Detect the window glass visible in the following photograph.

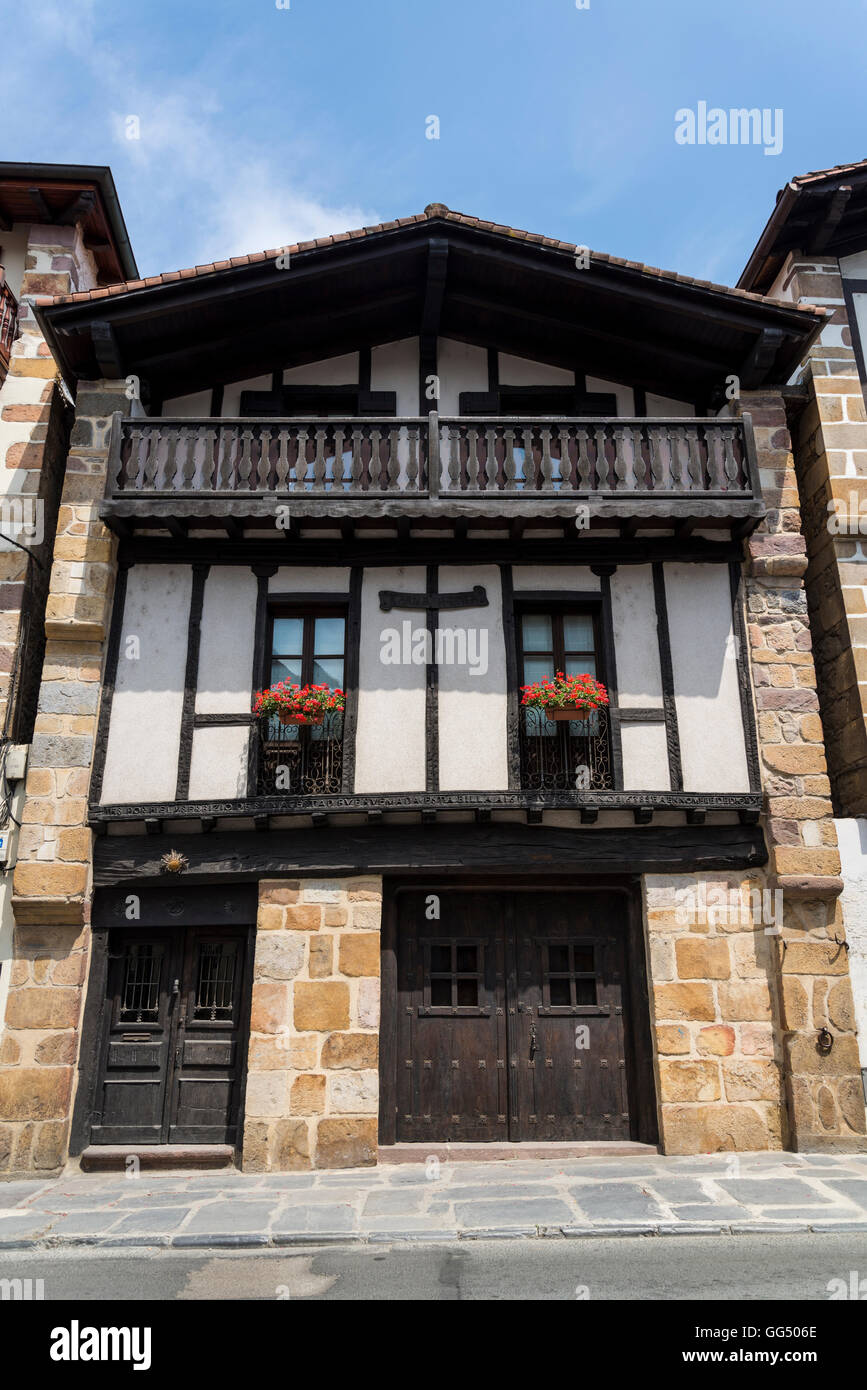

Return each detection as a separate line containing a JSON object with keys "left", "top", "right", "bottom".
{"left": 272, "top": 618, "right": 304, "bottom": 657}
{"left": 563, "top": 614, "right": 594, "bottom": 651}
{"left": 314, "top": 617, "right": 345, "bottom": 655}
{"left": 522, "top": 614, "right": 553, "bottom": 652}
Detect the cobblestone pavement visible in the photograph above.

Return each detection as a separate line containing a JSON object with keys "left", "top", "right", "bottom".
{"left": 2, "top": 1151, "right": 867, "bottom": 1249}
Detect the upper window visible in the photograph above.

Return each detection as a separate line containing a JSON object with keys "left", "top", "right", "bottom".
{"left": 516, "top": 606, "right": 611, "bottom": 791}
{"left": 269, "top": 609, "right": 346, "bottom": 692}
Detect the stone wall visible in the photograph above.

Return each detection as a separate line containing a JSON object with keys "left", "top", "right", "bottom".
{"left": 242, "top": 877, "right": 382, "bottom": 1171}
{"left": 0, "top": 380, "right": 124, "bottom": 1175}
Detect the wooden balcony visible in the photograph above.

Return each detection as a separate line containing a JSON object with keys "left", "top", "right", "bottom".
{"left": 100, "top": 410, "right": 764, "bottom": 535}
{"left": 0, "top": 270, "right": 18, "bottom": 388}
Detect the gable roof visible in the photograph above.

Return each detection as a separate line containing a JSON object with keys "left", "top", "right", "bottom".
{"left": 0, "top": 162, "right": 137, "bottom": 284}
{"left": 37, "top": 203, "right": 824, "bottom": 406}
{"left": 739, "top": 158, "right": 867, "bottom": 293}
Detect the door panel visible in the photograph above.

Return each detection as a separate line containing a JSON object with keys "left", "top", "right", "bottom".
{"left": 169, "top": 930, "right": 248, "bottom": 1144}
{"left": 392, "top": 889, "right": 636, "bottom": 1144}
{"left": 91, "top": 926, "right": 249, "bottom": 1147}
{"left": 396, "top": 891, "right": 508, "bottom": 1142}
{"left": 91, "top": 932, "right": 176, "bottom": 1146}
{"left": 512, "top": 893, "right": 630, "bottom": 1141}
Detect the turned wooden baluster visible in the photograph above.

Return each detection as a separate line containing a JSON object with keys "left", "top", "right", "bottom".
{"left": 485, "top": 428, "right": 499, "bottom": 490}
{"left": 466, "top": 426, "right": 480, "bottom": 489}
{"left": 406, "top": 424, "right": 419, "bottom": 491}
{"left": 274, "top": 426, "right": 291, "bottom": 491}
{"left": 141, "top": 427, "right": 161, "bottom": 490}
{"left": 593, "top": 426, "right": 609, "bottom": 489}
{"left": 575, "top": 426, "right": 592, "bottom": 490}
{"left": 539, "top": 427, "right": 554, "bottom": 490}
{"left": 685, "top": 425, "right": 704, "bottom": 491}
{"left": 201, "top": 428, "right": 217, "bottom": 490}
{"left": 503, "top": 426, "right": 518, "bottom": 489}
{"left": 721, "top": 424, "right": 741, "bottom": 489}
{"left": 386, "top": 427, "right": 400, "bottom": 491}
{"left": 310, "top": 425, "right": 327, "bottom": 490}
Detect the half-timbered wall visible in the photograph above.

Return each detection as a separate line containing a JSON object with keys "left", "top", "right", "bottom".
{"left": 161, "top": 339, "right": 697, "bottom": 419}
{"left": 95, "top": 558, "right": 752, "bottom": 806}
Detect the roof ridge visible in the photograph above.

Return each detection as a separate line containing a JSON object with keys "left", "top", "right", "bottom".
{"left": 37, "top": 203, "right": 825, "bottom": 317}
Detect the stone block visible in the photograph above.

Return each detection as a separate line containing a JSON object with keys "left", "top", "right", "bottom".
{"left": 320, "top": 1032, "right": 379, "bottom": 1070}
{"left": 294, "top": 982, "right": 350, "bottom": 1032}
{"left": 653, "top": 982, "right": 716, "bottom": 1022}
{"left": 290, "top": 1074, "right": 327, "bottom": 1115}
{"left": 659, "top": 1059, "right": 721, "bottom": 1102}
{"left": 314, "top": 1117, "right": 378, "bottom": 1169}
{"left": 718, "top": 981, "right": 773, "bottom": 1022}
{"left": 0, "top": 1067, "right": 72, "bottom": 1120}
{"left": 675, "top": 938, "right": 730, "bottom": 980}
{"left": 661, "top": 1104, "right": 772, "bottom": 1155}
{"left": 254, "top": 934, "right": 306, "bottom": 981}
{"left": 338, "top": 933, "right": 380, "bottom": 978}
{"left": 696, "top": 1025, "right": 736, "bottom": 1056}
{"left": 723, "top": 1059, "right": 780, "bottom": 1101}
{"left": 4, "top": 987, "right": 80, "bottom": 1030}
{"left": 309, "top": 934, "right": 333, "bottom": 979}
{"left": 249, "top": 982, "right": 290, "bottom": 1034}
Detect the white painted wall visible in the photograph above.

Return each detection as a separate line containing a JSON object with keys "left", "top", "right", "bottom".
{"left": 647, "top": 393, "right": 695, "bottom": 417}
{"left": 840, "top": 251, "right": 867, "bottom": 279}
{"left": 160, "top": 390, "right": 211, "bottom": 417}
{"left": 437, "top": 338, "right": 488, "bottom": 414}
{"left": 621, "top": 724, "right": 670, "bottom": 791}
{"left": 0, "top": 227, "right": 29, "bottom": 300}
{"left": 196, "top": 567, "right": 258, "bottom": 714}
{"left": 665, "top": 563, "right": 750, "bottom": 792}
{"left": 837, "top": 818, "right": 867, "bottom": 1077}
{"left": 437, "top": 565, "right": 508, "bottom": 790}
{"left": 610, "top": 566, "right": 663, "bottom": 706}
{"left": 610, "top": 565, "right": 670, "bottom": 790}
{"left": 586, "top": 375, "right": 634, "bottom": 416}
{"left": 268, "top": 567, "right": 351, "bottom": 594}
{"left": 100, "top": 566, "right": 192, "bottom": 804}
{"left": 498, "top": 353, "right": 573, "bottom": 386}
{"left": 283, "top": 352, "right": 359, "bottom": 386}
{"left": 188, "top": 725, "right": 249, "bottom": 801}
{"left": 372, "top": 339, "right": 419, "bottom": 415}
{"left": 511, "top": 565, "right": 601, "bottom": 593}
{"left": 354, "top": 566, "right": 428, "bottom": 792}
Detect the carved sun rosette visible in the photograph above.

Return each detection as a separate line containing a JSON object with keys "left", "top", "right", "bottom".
{"left": 160, "top": 849, "right": 189, "bottom": 875}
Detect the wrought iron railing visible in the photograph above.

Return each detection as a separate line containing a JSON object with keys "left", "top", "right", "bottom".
{"left": 107, "top": 412, "right": 760, "bottom": 502}
{"left": 257, "top": 712, "right": 344, "bottom": 796}
{"left": 519, "top": 705, "right": 612, "bottom": 793}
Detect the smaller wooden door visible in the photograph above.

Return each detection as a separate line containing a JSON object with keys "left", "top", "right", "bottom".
{"left": 511, "top": 894, "right": 629, "bottom": 1141}
{"left": 91, "top": 926, "right": 249, "bottom": 1147}
{"left": 396, "top": 892, "right": 508, "bottom": 1142}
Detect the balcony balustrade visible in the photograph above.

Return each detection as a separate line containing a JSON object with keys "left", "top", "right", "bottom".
{"left": 102, "top": 410, "right": 763, "bottom": 529}
{"left": 519, "top": 706, "right": 612, "bottom": 793}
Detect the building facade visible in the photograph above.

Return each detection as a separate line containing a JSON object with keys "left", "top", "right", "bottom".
{"left": 740, "top": 159, "right": 867, "bottom": 1098}
{"left": 0, "top": 165, "right": 136, "bottom": 1054}
{"left": 0, "top": 201, "right": 865, "bottom": 1175}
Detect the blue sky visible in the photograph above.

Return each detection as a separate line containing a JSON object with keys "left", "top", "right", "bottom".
{"left": 3, "top": 0, "right": 866, "bottom": 285}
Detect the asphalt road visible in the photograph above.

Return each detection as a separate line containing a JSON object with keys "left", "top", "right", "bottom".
{"left": 3, "top": 1232, "right": 867, "bottom": 1300}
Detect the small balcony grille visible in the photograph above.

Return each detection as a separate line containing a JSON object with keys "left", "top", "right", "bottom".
{"left": 518, "top": 706, "right": 612, "bottom": 793}
{"left": 257, "top": 712, "right": 344, "bottom": 796}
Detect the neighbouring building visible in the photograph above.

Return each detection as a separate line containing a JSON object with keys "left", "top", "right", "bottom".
{"left": 0, "top": 165, "right": 136, "bottom": 1051}
{"left": 740, "top": 158, "right": 867, "bottom": 1100}
{"left": 0, "top": 198, "right": 865, "bottom": 1177}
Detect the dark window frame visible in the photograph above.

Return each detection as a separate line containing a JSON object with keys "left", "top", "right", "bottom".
{"left": 515, "top": 600, "right": 605, "bottom": 694}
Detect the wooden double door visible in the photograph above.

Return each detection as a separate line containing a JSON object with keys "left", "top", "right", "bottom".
{"left": 90, "top": 926, "right": 251, "bottom": 1147}
{"left": 391, "top": 888, "right": 647, "bottom": 1143}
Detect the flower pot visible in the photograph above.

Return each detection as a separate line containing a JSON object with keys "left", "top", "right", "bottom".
{"left": 549, "top": 705, "right": 595, "bottom": 721}
{"left": 276, "top": 711, "right": 325, "bottom": 726}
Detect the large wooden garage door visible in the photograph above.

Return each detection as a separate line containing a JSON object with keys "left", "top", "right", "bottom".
{"left": 394, "top": 890, "right": 635, "bottom": 1143}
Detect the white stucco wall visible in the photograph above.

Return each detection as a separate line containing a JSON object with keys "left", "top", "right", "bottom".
{"left": 610, "top": 565, "right": 670, "bottom": 790}
{"left": 160, "top": 390, "right": 211, "bottom": 417}
{"left": 498, "top": 353, "right": 573, "bottom": 386}
{"left": 283, "top": 352, "right": 359, "bottom": 387}
{"left": 354, "top": 566, "right": 427, "bottom": 792}
{"left": 510, "top": 565, "right": 601, "bottom": 593}
{"left": 664, "top": 563, "right": 750, "bottom": 792}
{"left": 268, "top": 567, "right": 351, "bottom": 594}
{"left": 0, "top": 227, "right": 29, "bottom": 300}
{"left": 840, "top": 251, "right": 867, "bottom": 279}
{"left": 837, "top": 817, "right": 867, "bottom": 1076}
{"left": 437, "top": 565, "right": 508, "bottom": 791}
{"left": 610, "top": 566, "right": 663, "bottom": 706}
{"left": 372, "top": 339, "right": 419, "bottom": 415}
{"left": 196, "top": 567, "right": 258, "bottom": 714}
{"left": 437, "top": 339, "right": 488, "bottom": 414}
{"left": 188, "top": 725, "right": 249, "bottom": 801}
{"left": 100, "top": 565, "right": 193, "bottom": 803}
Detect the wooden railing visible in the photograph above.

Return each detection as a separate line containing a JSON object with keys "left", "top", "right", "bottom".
{"left": 107, "top": 411, "right": 761, "bottom": 502}
{"left": 0, "top": 271, "right": 18, "bottom": 385}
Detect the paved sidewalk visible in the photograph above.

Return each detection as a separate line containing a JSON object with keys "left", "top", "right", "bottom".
{"left": 2, "top": 1152, "right": 867, "bottom": 1249}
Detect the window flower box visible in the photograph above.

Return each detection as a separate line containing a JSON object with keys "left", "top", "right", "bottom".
{"left": 519, "top": 671, "right": 609, "bottom": 718}
{"left": 252, "top": 681, "right": 345, "bottom": 727}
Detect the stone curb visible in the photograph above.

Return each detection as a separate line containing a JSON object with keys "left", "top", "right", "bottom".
{"left": 3, "top": 1218, "right": 867, "bottom": 1252}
